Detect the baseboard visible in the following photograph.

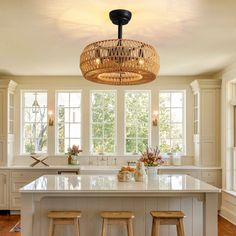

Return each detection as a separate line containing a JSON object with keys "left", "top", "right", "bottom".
{"left": 10, "top": 210, "right": 20, "bottom": 215}
{"left": 220, "top": 207, "right": 236, "bottom": 225}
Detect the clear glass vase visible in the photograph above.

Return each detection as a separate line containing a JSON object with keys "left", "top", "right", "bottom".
{"left": 146, "top": 166, "right": 157, "bottom": 179}
{"left": 71, "top": 155, "right": 80, "bottom": 165}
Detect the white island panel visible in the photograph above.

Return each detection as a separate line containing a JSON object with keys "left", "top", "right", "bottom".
{"left": 20, "top": 175, "right": 220, "bottom": 236}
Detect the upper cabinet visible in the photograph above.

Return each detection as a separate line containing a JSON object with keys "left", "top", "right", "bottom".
{"left": 0, "top": 80, "right": 17, "bottom": 166}
{"left": 191, "top": 79, "right": 221, "bottom": 167}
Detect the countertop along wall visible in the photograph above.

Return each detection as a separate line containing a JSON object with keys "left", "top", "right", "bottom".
{"left": 0, "top": 74, "right": 215, "bottom": 166}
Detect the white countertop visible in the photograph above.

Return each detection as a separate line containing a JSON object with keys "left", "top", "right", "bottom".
{"left": 20, "top": 174, "right": 220, "bottom": 194}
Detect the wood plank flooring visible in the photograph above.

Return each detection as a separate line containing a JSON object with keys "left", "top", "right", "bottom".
{"left": 0, "top": 214, "right": 235, "bottom": 235}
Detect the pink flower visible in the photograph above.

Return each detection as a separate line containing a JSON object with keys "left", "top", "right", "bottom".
{"left": 67, "top": 145, "right": 83, "bottom": 155}
{"left": 139, "top": 147, "right": 163, "bottom": 167}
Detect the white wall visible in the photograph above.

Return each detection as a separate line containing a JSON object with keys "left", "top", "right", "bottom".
{"left": 0, "top": 75, "right": 213, "bottom": 165}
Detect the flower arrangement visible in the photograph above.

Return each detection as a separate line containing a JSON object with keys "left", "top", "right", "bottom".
{"left": 67, "top": 145, "right": 83, "bottom": 165}
{"left": 139, "top": 146, "right": 164, "bottom": 166}
{"left": 67, "top": 145, "right": 83, "bottom": 156}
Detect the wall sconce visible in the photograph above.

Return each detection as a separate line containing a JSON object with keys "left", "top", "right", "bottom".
{"left": 152, "top": 110, "right": 158, "bottom": 126}
{"left": 48, "top": 110, "right": 54, "bottom": 126}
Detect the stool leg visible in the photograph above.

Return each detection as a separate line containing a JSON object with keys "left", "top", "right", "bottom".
{"left": 179, "top": 218, "right": 185, "bottom": 236}
{"left": 156, "top": 219, "right": 161, "bottom": 236}
{"left": 74, "top": 218, "right": 80, "bottom": 236}
{"left": 151, "top": 218, "right": 160, "bottom": 236}
{"left": 101, "top": 218, "right": 108, "bottom": 236}
{"left": 127, "top": 219, "right": 133, "bottom": 236}
{"left": 48, "top": 219, "right": 54, "bottom": 236}
{"left": 151, "top": 218, "right": 156, "bottom": 236}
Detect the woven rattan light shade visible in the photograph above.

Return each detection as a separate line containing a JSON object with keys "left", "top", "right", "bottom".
{"left": 80, "top": 39, "right": 160, "bottom": 85}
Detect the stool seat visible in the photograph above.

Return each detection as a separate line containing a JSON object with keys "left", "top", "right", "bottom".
{"left": 151, "top": 211, "right": 185, "bottom": 236}
{"left": 101, "top": 211, "right": 135, "bottom": 219}
{"left": 48, "top": 211, "right": 81, "bottom": 219}
{"left": 101, "top": 211, "right": 134, "bottom": 236}
{"left": 48, "top": 211, "right": 81, "bottom": 236}
{"left": 151, "top": 211, "right": 185, "bottom": 219}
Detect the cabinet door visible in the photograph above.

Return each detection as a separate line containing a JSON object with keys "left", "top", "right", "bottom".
{"left": 0, "top": 171, "right": 9, "bottom": 209}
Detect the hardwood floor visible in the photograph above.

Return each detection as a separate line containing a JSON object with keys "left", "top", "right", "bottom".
{"left": 0, "top": 214, "right": 235, "bottom": 235}
{"left": 218, "top": 215, "right": 236, "bottom": 236}
{"left": 0, "top": 214, "right": 20, "bottom": 236}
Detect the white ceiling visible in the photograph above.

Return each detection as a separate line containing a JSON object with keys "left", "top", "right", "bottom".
{"left": 1, "top": 0, "right": 236, "bottom": 76}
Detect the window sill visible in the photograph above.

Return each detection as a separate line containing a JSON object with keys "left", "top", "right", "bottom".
{"left": 223, "top": 189, "right": 236, "bottom": 197}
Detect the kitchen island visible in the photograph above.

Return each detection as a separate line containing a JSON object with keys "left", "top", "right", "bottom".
{"left": 20, "top": 174, "right": 220, "bottom": 236}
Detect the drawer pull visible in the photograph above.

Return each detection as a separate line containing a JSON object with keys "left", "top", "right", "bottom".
{"left": 58, "top": 170, "right": 79, "bottom": 175}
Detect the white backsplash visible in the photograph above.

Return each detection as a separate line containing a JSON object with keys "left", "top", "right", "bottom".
{"left": 12, "top": 155, "right": 194, "bottom": 167}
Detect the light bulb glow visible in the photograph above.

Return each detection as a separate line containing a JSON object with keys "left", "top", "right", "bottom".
{"left": 95, "top": 58, "right": 101, "bottom": 64}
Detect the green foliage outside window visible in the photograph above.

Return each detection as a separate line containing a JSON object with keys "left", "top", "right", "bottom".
{"left": 125, "top": 91, "right": 150, "bottom": 154}
{"left": 159, "top": 92, "right": 184, "bottom": 153}
{"left": 91, "top": 91, "right": 116, "bottom": 154}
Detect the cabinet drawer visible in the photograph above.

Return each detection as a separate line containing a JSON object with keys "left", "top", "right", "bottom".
{"left": 10, "top": 193, "right": 21, "bottom": 210}
{"left": 11, "top": 181, "right": 30, "bottom": 193}
{"left": 11, "top": 171, "right": 44, "bottom": 179}
{"left": 201, "top": 171, "right": 217, "bottom": 178}
{"left": 201, "top": 171, "right": 218, "bottom": 187}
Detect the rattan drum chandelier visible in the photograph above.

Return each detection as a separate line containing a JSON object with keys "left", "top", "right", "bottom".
{"left": 80, "top": 9, "right": 160, "bottom": 85}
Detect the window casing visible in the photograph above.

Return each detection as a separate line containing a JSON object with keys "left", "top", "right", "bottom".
{"left": 21, "top": 91, "right": 47, "bottom": 154}
{"left": 125, "top": 91, "right": 151, "bottom": 155}
{"left": 90, "top": 91, "right": 116, "bottom": 154}
{"left": 56, "top": 91, "right": 82, "bottom": 154}
{"left": 159, "top": 90, "right": 185, "bottom": 154}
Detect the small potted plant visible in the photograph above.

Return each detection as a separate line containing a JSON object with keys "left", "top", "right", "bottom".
{"left": 139, "top": 146, "right": 164, "bottom": 178}
{"left": 67, "top": 145, "right": 83, "bottom": 165}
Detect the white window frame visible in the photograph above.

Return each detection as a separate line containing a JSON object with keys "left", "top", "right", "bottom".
{"left": 89, "top": 90, "right": 117, "bottom": 155}
{"left": 20, "top": 90, "right": 48, "bottom": 155}
{"left": 124, "top": 90, "right": 151, "bottom": 155}
{"left": 158, "top": 90, "right": 186, "bottom": 155}
{"left": 55, "top": 90, "right": 82, "bottom": 155}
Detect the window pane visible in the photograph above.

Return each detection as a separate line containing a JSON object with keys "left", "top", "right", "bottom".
{"left": 70, "top": 93, "right": 81, "bottom": 107}
{"left": 92, "top": 139, "right": 103, "bottom": 153}
{"left": 90, "top": 91, "right": 116, "bottom": 154}
{"left": 125, "top": 91, "right": 150, "bottom": 154}
{"left": 58, "top": 93, "right": 69, "bottom": 107}
{"left": 159, "top": 93, "right": 170, "bottom": 107}
{"left": 70, "top": 108, "right": 80, "bottom": 123}
{"left": 160, "top": 139, "right": 171, "bottom": 153}
{"left": 92, "top": 108, "right": 103, "bottom": 123}
{"left": 171, "top": 108, "right": 182, "bottom": 123}
{"left": 70, "top": 124, "right": 81, "bottom": 138}
{"left": 56, "top": 92, "right": 81, "bottom": 154}
{"left": 171, "top": 124, "right": 183, "bottom": 139}
{"left": 22, "top": 92, "right": 48, "bottom": 154}
{"left": 171, "top": 92, "right": 183, "bottom": 107}
{"left": 159, "top": 91, "right": 185, "bottom": 154}
{"left": 92, "top": 123, "right": 103, "bottom": 138}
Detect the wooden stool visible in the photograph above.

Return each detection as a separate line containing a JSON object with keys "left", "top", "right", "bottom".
{"left": 150, "top": 211, "right": 185, "bottom": 236}
{"left": 101, "top": 211, "right": 135, "bottom": 236}
{"left": 48, "top": 211, "right": 81, "bottom": 236}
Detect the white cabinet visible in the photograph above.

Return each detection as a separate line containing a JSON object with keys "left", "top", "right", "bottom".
{"left": 159, "top": 169, "right": 221, "bottom": 188}
{"left": 191, "top": 80, "right": 221, "bottom": 167}
{"left": 10, "top": 169, "right": 79, "bottom": 210}
{"left": 0, "top": 171, "right": 9, "bottom": 209}
{"left": 200, "top": 170, "right": 222, "bottom": 188}
{"left": 159, "top": 169, "right": 201, "bottom": 179}
{"left": 10, "top": 170, "right": 59, "bottom": 210}
{"left": 0, "top": 80, "right": 17, "bottom": 166}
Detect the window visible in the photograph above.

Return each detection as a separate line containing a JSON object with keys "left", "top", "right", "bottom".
{"left": 125, "top": 91, "right": 150, "bottom": 154}
{"left": 90, "top": 91, "right": 116, "bottom": 154}
{"left": 56, "top": 91, "right": 81, "bottom": 154}
{"left": 22, "top": 91, "right": 47, "bottom": 154}
{"left": 159, "top": 91, "right": 185, "bottom": 153}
